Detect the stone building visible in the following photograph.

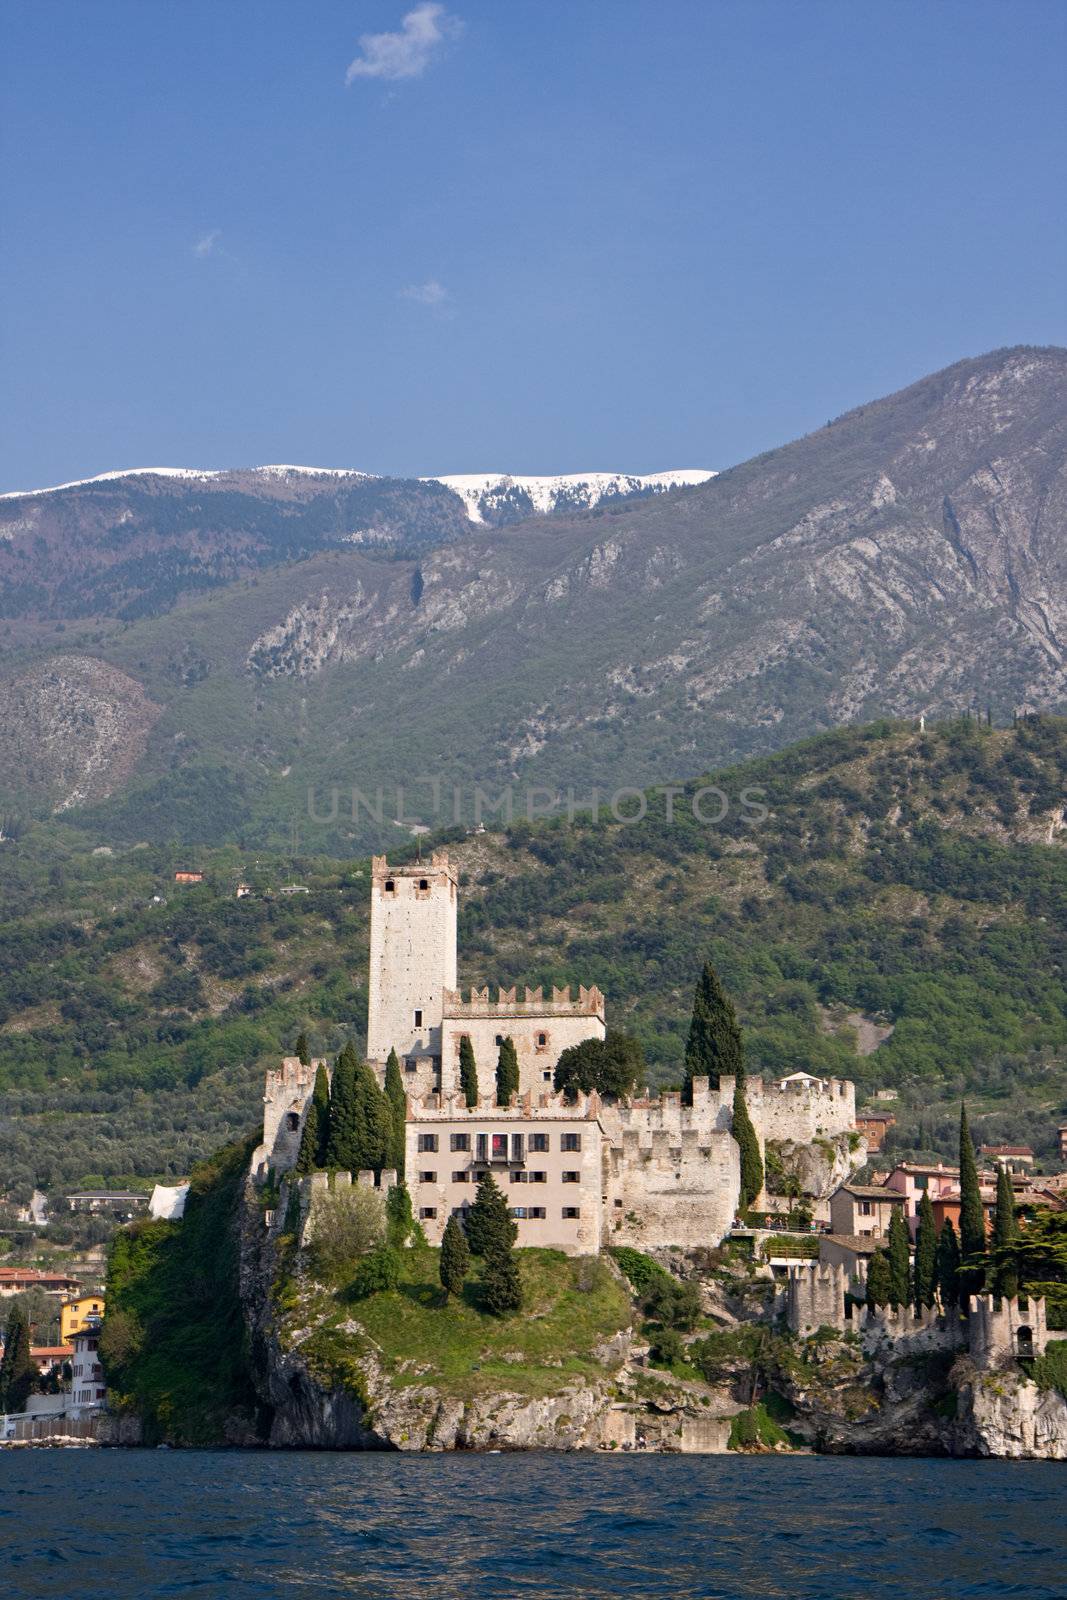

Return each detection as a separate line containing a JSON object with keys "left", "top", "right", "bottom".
{"left": 255, "top": 848, "right": 860, "bottom": 1254}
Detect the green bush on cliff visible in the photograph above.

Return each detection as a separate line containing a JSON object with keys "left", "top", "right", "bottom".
{"left": 1031, "top": 1338, "right": 1067, "bottom": 1400}
{"left": 103, "top": 1133, "right": 264, "bottom": 1445}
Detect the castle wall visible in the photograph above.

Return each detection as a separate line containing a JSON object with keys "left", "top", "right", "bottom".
{"left": 602, "top": 1087, "right": 741, "bottom": 1249}
{"left": 255, "top": 1056, "right": 324, "bottom": 1175}
{"left": 406, "top": 1092, "right": 604, "bottom": 1255}
{"left": 366, "top": 852, "right": 457, "bottom": 1067}
{"left": 440, "top": 985, "right": 605, "bottom": 1099}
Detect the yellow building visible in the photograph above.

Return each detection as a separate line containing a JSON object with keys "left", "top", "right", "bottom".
{"left": 60, "top": 1294, "right": 105, "bottom": 1343}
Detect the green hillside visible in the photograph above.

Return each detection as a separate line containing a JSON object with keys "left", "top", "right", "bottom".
{"left": 1, "top": 715, "right": 1065, "bottom": 1196}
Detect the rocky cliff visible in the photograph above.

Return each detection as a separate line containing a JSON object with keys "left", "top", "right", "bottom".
{"left": 236, "top": 1177, "right": 1067, "bottom": 1458}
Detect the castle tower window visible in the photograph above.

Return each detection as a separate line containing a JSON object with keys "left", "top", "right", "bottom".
{"left": 419, "top": 878, "right": 429, "bottom": 891}
{"left": 536, "top": 1032, "right": 548, "bottom": 1049}
{"left": 562, "top": 1171, "right": 580, "bottom": 1184}
{"left": 529, "top": 1133, "right": 549, "bottom": 1153}
{"left": 450, "top": 1132, "right": 470, "bottom": 1152}
{"left": 495, "top": 1034, "right": 505, "bottom": 1046}
{"left": 561, "top": 1132, "right": 582, "bottom": 1152}
{"left": 384, "top": 879, "right": 395, "bottom": 893}
{"left": 286, "top": 1112, "right": 300, "bottom": 1131}
{"left": 529, "top": 1207, "right": 546, "bottom": 1219}
{"left": 419, "top": 1171, "right": 437, "bottom": 1184}
{"left": 414, "top": 1009, "right": 423, "bottom": 1028}
{"left": 562, "top": 1207, "right": 580, "bottom": 1219}
{"left": 417, "top": 1133, "right": 438, "bottom": 1153}
{"left": 419, "top": 1207, "right": 437, "bottom": 1220}
{"left": 1017, "top": 1325, "right": 1034, "bottom": 1359}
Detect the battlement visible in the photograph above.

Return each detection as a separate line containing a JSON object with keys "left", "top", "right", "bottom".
{"left": 442, "top": 984, "right": 605, "bottom": 1018}
{"left": 262, "top": 1055, "right": 324, "bottom": 1102}
{"left": 408, "top": 1087, "right": 602, "bottom": 1121}
{"left": 786, "top": 1261, "right": 850, "bottom": 1336}
{"left": 968, "top": 1293, "right": 1049, "bottom": 1367}
{"left": 371, "top": 850, "right": 457, "bottom": 885}
{"left": 297, "top": 1167, "right": 398, "bottom": 1246}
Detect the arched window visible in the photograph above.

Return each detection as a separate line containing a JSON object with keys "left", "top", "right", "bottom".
{"left": 286, "top": 1112, "right": 299, "bottom": 1132}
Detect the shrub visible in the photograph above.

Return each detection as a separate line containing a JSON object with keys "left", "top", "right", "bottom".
{"left": 350, "top": 1245, "right": 402, "bottom": 1299}
{"left": 308, "top": 1185, "right": 386, "bottom": 1279}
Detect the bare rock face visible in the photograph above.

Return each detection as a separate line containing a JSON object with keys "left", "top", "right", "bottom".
{"left": 766, "top": 1132, "right": 863, "bottom": 1201}
{"left": 956, "top": 1372, "right": 1067, "bottom": 1460}
{"left": 0, "top": 654, "right": 161, "bottom": 811}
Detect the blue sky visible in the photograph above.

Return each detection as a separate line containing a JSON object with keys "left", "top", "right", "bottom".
{"left": 2, "top": 0, "right": 1065, "bottom": 491}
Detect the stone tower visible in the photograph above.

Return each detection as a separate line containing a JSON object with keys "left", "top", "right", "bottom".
{"left": 365, "top": 851, "right": 458, "bottom": 1069}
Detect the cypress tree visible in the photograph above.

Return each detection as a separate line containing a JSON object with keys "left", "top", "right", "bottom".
{"left": 464, "top": 1172, "right": 516, "bottom": 1256}
{"left": 866, "top": 1248, "right": 892, "bottom": 1310}
{"left": 732, "top": 1065, "right": 764, "bottom": 1212}
{"left": 325, "top": 1044, "right": 359, "bottom": 1169}
{"left": 294, "top": 1099, "right": 320, "bottom": 1175}
{"left": 294, "top": 1031, "right": 311, "bottom": 1066}
{"left": 310, "top": 1062, "right": 330, "bottom": 1167}
{"left": 495, "top": 1036, "right": 520, "bottom": 1106}
{"left": 936, "top": 1218, "right": 961, "bottom": 1308}
{"left": 992, "top": 1165, "right": 1019, "bottom": 1299}
{"left": 440, "top": 1213, "right": 470, "bottom": 1297}
{"left": 682, "top": 960, "right": 744, "bottom": 1106}
{"left": 913, "top": 1191, "right": 938, "bottom": 1311}
{"left": 481, "top": 1238, "right": 523, "bottom": 1315}
{"left": 383, "top": 1048, "right": 407, "bottom": 1176}
{"left": 352, "top": 1062, "right": 392, "bottom": 1175}
{"left": 958, "top": 1102, "right": 987, "bottom": 1297}
{"left": 0, "top": 1304, "right": 37, "bottom": 1414}
{"left": 887, "top": 1205, "right": 911, "bottom": 1308}
{"left": 459, "top": 1035, "right": 479, "bottom": 1109}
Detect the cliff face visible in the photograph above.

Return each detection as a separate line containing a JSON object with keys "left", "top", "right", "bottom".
{"left": 957, "top": 1371, "right": 1067, "bottom": 1460}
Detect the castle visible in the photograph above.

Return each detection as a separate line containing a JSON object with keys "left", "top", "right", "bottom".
{"left": 255, "top": 851, "right": 858, "bottom": 1254}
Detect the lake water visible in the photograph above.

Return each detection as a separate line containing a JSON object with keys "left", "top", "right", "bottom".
{"left": 1, "top": 1452, "right": 1064, "bottom": 1599}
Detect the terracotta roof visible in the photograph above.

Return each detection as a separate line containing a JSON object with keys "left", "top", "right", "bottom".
{"left": 838, "top": 1183, "right": 906, "bottom": 1201}
{"left": 979, "top": 1145, "right": 1034, "bottom": 1157}
{"left": 821, "top": 1234, "right": 885, "bottom": 1255}
{"left": 31, "top": 1346, "right": 74, "bottom": 1359}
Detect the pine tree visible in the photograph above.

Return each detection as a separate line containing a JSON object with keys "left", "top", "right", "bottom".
{"left": 440, "top": 1213, "right": 470, "bottom": 1297}
{"left": 887, "top": 1205, "right": 911, "bottom": 1308}
{"left": 913, "top": 1191, "right": 938, "bottom": 1311}
{"left": 464, "top": 1172, "right": 516, "bottom": 1256}
{"left": 310, "top": 1062, "right": 330, "bottom": 1167}
{"left": 0, "top": 1303, "right": 37, "bottom": 1414}
{"left": 732, "top": 1065, "right": 764, "bottom": 1212}
{"left": 294, "top": 1031, "right": 311, "bottom": 1066}
{"left": 495, "top": 1036, "right": 520, "bottom": 1106}
{"left": 992, "top": 1164, "right": 1019, "bottom": 1299}
{"left": 481, "top": 1239, "right": 523, "bottom": 1316}
{"left": 682, "top": 960, "right": 744, "bottom": 1105}
{"left": 459, "top": 1035, "right": 479, "bottom": 1109}
{"left": 352, "top": 1062, "right": 392, "bottom": 1175}
{"left": 866, "top": 1248, "right": 892, "bottom": 1310}
{"left": 958, "top": 1102, "right": 987, "bottom": 1298}
{"left": 325, "top": 1044, "right": 359, "bottom": 1169}
{"left": 936, "top": 1218, "right": 961, "bottom": 1308}
{"left": 383, "top": 1048, "right": 407, "bottom": 1175}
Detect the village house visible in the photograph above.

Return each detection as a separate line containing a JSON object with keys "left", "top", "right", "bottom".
{"left": 980, "top": 1144, "right": 1035, "bottom": 1172}
{"left": 854, "top": 1109, "right": 896, "bottom": 1153}
{"left": 60, "top": 1294, "right": 106, "bottom": 1343}
{"left": 0, "top": 1268, "right": 80, "bottom": 1300}
{"left": 828, "top": 1181, "right": 906, "bottom": 1240}
{"left": 63, "top": 1190, "right": 149, "bottom": 1218}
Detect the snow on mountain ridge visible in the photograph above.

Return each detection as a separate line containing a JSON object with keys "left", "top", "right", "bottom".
{"left": 1, "top": 465, "right": 716, "bottom": 520}
{"left": 428, "top": 469, "right": 716, "bottom": 523}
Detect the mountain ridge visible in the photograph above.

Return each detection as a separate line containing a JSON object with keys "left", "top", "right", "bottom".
{"left": 1, "top": 344, "right": 1064, "bottom": 839}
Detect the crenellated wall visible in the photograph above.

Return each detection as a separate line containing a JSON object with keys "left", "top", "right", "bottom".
{"left": 254, "top": 1056, "right": 327, "bottom": 1176}
{"left": 440, "top": 984, "right": 605, "bottom": 1100}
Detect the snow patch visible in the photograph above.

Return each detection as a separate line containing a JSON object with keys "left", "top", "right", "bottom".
{"left": 428, "top": 469, "right": 715, "bottom": 523}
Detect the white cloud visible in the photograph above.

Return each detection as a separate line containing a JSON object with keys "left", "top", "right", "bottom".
{"left": 193, "top": 229, "right": 222, "bottom": 260}
{"left": 345, "top": 3, "right": 462, "bottom": 84}
{"left": 400, "top": 279, "right": 450, "bottom": 307}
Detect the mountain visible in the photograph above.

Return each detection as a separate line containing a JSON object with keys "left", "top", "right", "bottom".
{"left": 0, "top": 345, "right": 1064, "bottom": 840}
{"left": 0, "top": 464, "right": 712, "bottom": 622}
{"left": 2, "top": 716, "right": 1064, "bottom": 1193}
